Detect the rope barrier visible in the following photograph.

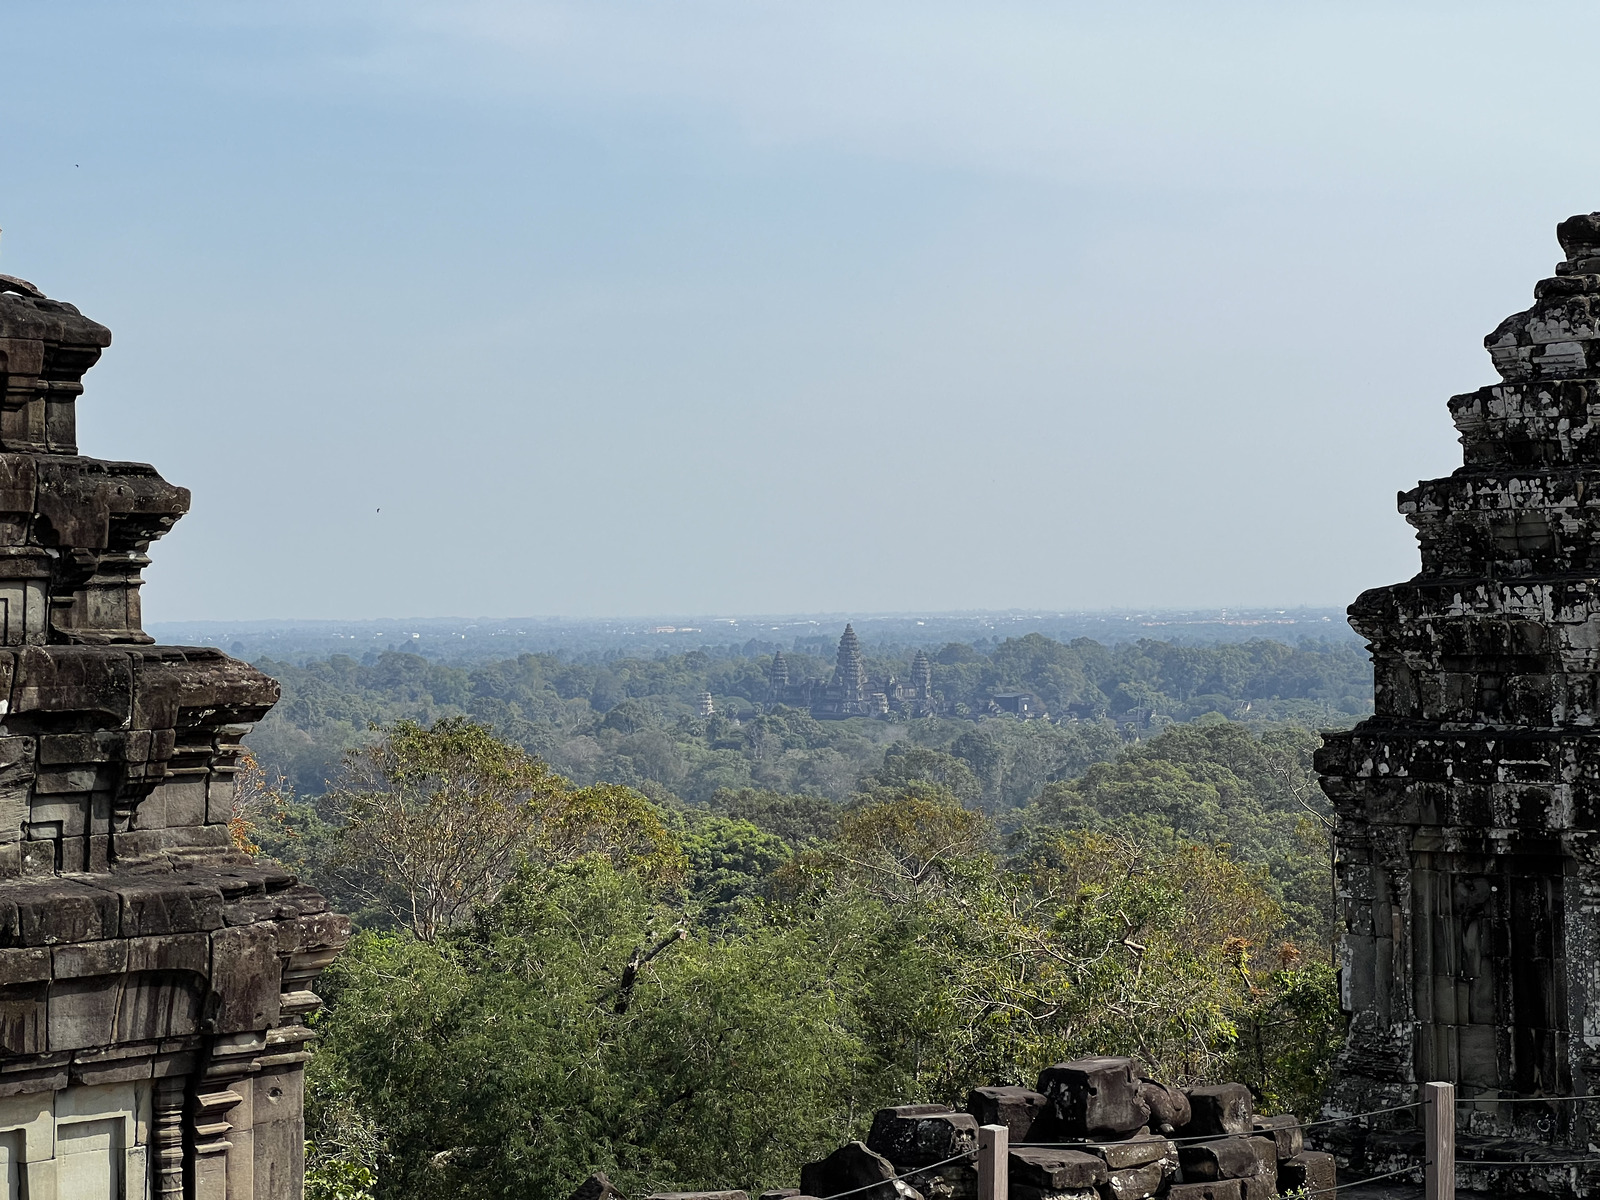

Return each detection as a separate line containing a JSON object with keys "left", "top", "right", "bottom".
{"left": 818, "top": 1150, "right": 978, "bottom": 1200}
{"left": 1456, "top": 1094, "right": 1600, "bottom": 1105}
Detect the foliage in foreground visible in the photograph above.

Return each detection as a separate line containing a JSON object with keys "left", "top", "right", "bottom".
{"left": 295, "top": 718, "right": 1343, "bottom": 1200}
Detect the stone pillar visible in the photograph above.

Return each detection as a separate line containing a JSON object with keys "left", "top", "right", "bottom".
{"left": 0, "top": 272, "right": 348, "bottom": 1197}
{"left": 1317, "top": 213, "right": 1600, "bottom": 1189}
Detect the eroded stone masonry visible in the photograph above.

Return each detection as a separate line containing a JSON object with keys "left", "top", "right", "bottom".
{"left": 0, "top": 273, "right": 346, "bottom": 1196}
{"left": 1316, "top": 213, "right": 1600, "bottom": 1187}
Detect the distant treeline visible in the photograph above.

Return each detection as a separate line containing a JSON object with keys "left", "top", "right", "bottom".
{"left": 247, "top": 633, "right": 1371, "bottom": 810}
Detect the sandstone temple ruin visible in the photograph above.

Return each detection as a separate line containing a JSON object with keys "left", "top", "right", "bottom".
{"left": 0, "top": 273, "right": 346, "bottom": 1196}
{"left": 1316, "top": 212, "right": 1600, "bottom": 1175}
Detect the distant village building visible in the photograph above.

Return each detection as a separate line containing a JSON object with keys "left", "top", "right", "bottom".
{"left": 767, "top": 626, "right": 939, "bottom": 719}
{"left": 697, "top": 691, "right": 715, "bottom": 717}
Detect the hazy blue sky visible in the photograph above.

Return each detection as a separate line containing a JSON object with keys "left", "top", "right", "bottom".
{"left": 1, "top": 2, "right": 1595, "bottom": 619}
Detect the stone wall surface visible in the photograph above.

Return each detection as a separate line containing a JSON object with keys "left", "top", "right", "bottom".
{"left": 0, "top": 272, "right": 347, "bottom": 1197}
{"left": 1316, "top": 214, "right": 1600, "bottom": 1196}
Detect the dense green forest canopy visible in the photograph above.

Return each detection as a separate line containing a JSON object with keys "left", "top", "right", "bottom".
{"left": 247, "top": 632, "right": 1370, "bottom": 811}
{"left": 246, "top": 633, "right": 1364, "bottom": 1200}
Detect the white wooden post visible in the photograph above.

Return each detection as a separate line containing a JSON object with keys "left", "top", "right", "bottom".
{"left": 1424, "top": 1081, "right": 1455, "bottom": 1200}
{"left": 978, "top": 1124, "right": 1008, "bottom": 1200}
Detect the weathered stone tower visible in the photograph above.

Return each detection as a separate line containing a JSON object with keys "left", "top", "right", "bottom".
{"left": 834, "top": 624, "right": 866, "bottom": 702}
{"left": 0, "top": 273, "right": 346, "bottom": 1196}
{"left": 1317, "top": 213, "right": 1600, "bottom": 1180}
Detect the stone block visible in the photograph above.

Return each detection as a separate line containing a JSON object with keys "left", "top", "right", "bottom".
{"left": 209, "top": 924, "right": 282, "bottom": 1032}
{"left": 569, "top": 1173, "right": 628, "bottom": 1200}
{"left": 251, "top": 1066, "right": 305, "bottom": 1200}
{"left": 125, "top": 932, "right": 210, "bottom": 974}
{"left": 1176, "top": 1138, "right": 1263, "bottom": 1182}
{"left": 1166, "top": 1182, "right": 1244, "bottom": 1200}
{"left": 1036, "top": 1057, "right": 1149, "bottom": 1140}
{"left": 966, "top": 1085, "right": 1047, "bottom": 1142}
{"left": 151, "top": 776, "right": 206, "bottom": 828}
{"left": 1007, "top": 1189, "right": 1096, "bottom": 1200}
{"left": 37, "top": 732, "right": 125, "bottom": 765}
{"left": 114, "top": 878, "right": 225, "bottom": 936}
{"left": 1083, "top": 1133, "right": 1169, "bottom": 1170}
{"left": 1007, "top": 1147, "right": 1108, "bottom": 1191}
{"left": 18, "top": 840, "right": 54, "bottom": 877}
{"left": 116, "top": 971, "right": 204, "bottom": 1040}
{"left": 0, "top": 948, "right": 49, "bottom": 986}
{"left": 1277, "top": 1150, "right": 1336, "bottom": 1196}
{"left": 1101, "top": 1159, "right": 1166, "bottom": 1200}
{"left": 801, "top": 1141, "right": 920, "bottom": 1200}
{"left": 14, "top": 881, "right": 118, "bottom": 944}
{"left": 51, "top": 939, "right": 126, "bottom": 979}
{"left": 46, "top": 976, "right": 120, "bottom": 1050}
{"left": 867, "top": 1105, "right": 977, "bottom": 1168}
{"left": 1250, "top": 1113, "right": 1303, "bottom": 1160}
{"left": 1179, "top": 1084, "right": 1253, "bottom": 1138}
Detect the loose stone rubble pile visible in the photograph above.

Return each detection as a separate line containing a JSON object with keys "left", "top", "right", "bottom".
{"left": 575, "top": 1056, "right": 1337, "bottom": 1200}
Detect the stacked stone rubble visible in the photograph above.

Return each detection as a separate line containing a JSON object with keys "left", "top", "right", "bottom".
{"left": 1315, "top": 213, "right": 1600, "bottom": 1191}
{"left": 600, "top": 1056, "right": 1335, "bottom": 1200}
{"left": 0, "top": 272, "right": 347, "bottom": 1196}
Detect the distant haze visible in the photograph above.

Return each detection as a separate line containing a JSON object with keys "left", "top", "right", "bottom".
{"left": 2, "top": 3, "right": 1590, "bottom": 619}
{"left": 149, "top": 607, "right": 1361, "bottom": 666}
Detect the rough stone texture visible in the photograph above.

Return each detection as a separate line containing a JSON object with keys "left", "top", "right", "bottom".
{"left": 0, "top": 276, "right": 348, "bottom": 1196}
{"left": 800, "top": 1142, "right": 922, "bottom": 1200}
{"left": 1136, "top": 1077, "right": 1190, "bottom": 1135}
{"left": 1100, "top": 1158, "right": 1167, "bottom": 1200}
{"left": 1315, "top": 213, "right": 1600, "bottom": 1189}
{"left": 1277, "top": 1150, "right": 1337, "bottom": 1196}
{"left": 1082, "top": 1132, "right": 1170, "bottom": 1171}
{"left": 965, "top": 1085, "right": 1047, "bottom": 1143}
{"left": 1178, "top": 1084, "right": 1252, "bottom": 1139}
{"left": 866, "top": 1105, "right": 977, "bottom": 1169}
{"left": 1249, "top": 1113, "right": 1303, "bottom": 1161}
{"left": 1175, "top": 1137, "right": 1265, "bottom": 1183}
{"left": 1006, "top": 1146, "right": 1108, "bottom": 1191}
{"left": 1036, "top": 1057, "right": 1150, "bottom": 1140}
{"left": 1165, "top": 1184, "right": 1244, "bottom": 1200}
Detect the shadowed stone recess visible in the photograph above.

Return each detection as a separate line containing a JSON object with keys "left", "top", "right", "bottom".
{"left": 0, "top": 275, "right": 348, "bottom": 1198}
{"left": 1316, "top": 213, "right": 1600, "bottom": 1196}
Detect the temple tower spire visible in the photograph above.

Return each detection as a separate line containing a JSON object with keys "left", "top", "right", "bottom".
{"left": 1317, "top": 211, "right": 1600, "bottom": 1180}
{"left": 834, "top": 623, "right": 865, "bottom": 701}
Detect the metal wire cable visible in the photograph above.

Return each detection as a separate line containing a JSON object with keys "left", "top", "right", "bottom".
{"left": 1457, "top": 1158, "right": 1600, "bottom": 1168}
{"left": 1456, "top": 1094, "right": 1600, "bottom": 1105}
{"left": 1298, "top": 1102, "right": 1423, "bottom": 1132}
{"left": 1302, "top": 1162, "right": 1425, "bottom": 1196}
{"left": 818, "top": 1150, "right": 978, "bottom": 1200}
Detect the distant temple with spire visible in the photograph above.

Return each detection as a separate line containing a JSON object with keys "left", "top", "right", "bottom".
{"left": 766, "top": 625, "right": 940, "bottom": 719}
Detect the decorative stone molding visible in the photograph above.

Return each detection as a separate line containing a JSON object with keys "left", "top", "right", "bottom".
{"left": 0, "top": 274, "right": 347, "bottom": 1196}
